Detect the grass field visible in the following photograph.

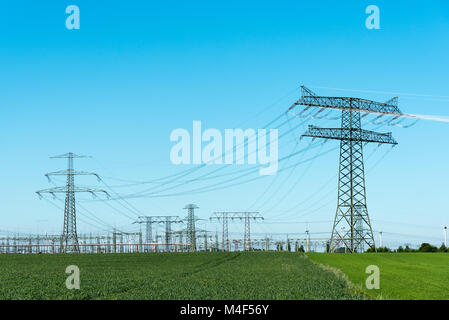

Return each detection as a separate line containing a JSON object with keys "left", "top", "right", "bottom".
{"left": 307, "top": 252, "right": 449, "bottom": 300}
{"left": 0, "top": 252, "right": 363, "bottom": 300}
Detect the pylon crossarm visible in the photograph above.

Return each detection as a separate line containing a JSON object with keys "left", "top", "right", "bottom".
{"left": 36, "top": 187, "right": 109, "bottom": 195}
{"left": 290, "top": 86, "right": 402, "bottom": 115}
{"left": 46, "top": 170, "right": 100, "bottom": 178}
{"left": 50, "top": 153, "right": 91, "bottom": 159}
{"left": 301, "top": 125, "right": 398, "bottom": 144}
{"left": 301, "top": 125, "right": 397, "bottom": 144}
{"left": 134, "top": 216, "right": 183, "bottom": 224}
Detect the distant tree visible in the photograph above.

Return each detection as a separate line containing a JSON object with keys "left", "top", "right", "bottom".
{"left": 298, "top": 245, "right": 305, "bottom": 253}
{"left": 438, "top": 243, "right": 447, "bottom": 252}
{"left": 418, "top": 243, "right": 438, "bottom": 252}
{"left": 397, "top": 246, "right": 404, "bottom": 253}
{"left": 366, "top": 246, "right": 391, "bottom": 253}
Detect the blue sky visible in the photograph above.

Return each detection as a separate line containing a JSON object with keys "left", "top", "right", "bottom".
{"left": 0, "top": 1, "right": 448, "bottom": 249}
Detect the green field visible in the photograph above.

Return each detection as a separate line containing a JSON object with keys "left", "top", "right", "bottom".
{"left": 0, "top": 252, "right": 364, "bottom": 300}
{"left": 2, "top": 252, "right": 446, "bottom": 300}
{"left": 307, "top": 252, "right": 449, "bottom": 300}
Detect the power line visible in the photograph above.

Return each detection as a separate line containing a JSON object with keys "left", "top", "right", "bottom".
{"left": 96, "top": 111, "right": 289, "bottom": 188}
{"left": 308, "top": 85, "right": 449, "bottom": 101}
{"left": 117, "top": 144, "right": 338, "bottom": 199}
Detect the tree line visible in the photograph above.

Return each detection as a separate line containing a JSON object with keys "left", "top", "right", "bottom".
{"left": 365, "top": 243, "right": 448, "bottom": 253}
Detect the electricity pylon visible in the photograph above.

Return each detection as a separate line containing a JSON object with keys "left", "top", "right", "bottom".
{"left": 36, "top": 153, "right": 108, "bottom": 253}
{"left": 133, "top": 216, "right": 155, "bottom": 251}
{"left": 210, "top": 212, "right": 230, "bottom": 252}
{"left": 184, "top": 204, "right": 199, "bottom": 251}
{"left": 210, "top": 212, "right": 263, "bottom": 251}
{"left": 289, "top": 86, "right": 402, "bottom": 253}
{"left": 134, "top": 216, "right": 183, "bottom": 252}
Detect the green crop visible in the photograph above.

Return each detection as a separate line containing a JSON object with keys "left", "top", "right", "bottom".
{"left": 307, "top": 252, "right": 449, "bottom": 300}
{"left": 0, "top": 252, "right": 363, "bottom": 300}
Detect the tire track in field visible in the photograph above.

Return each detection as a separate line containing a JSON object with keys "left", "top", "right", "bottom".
{"left": 176, "top": 252, "right": 241, "bottom": 278}
{"left": 99, "top": 253, "right": 242, "bottom": 299}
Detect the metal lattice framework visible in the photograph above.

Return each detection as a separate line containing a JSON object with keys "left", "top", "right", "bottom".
{"left": 290, "top": 86, "right": 402, "bottom": 253}
{"left": 184, "top": 204, "right": 199, "bottom": 251}
{"left": 288, "top": 86, "right": 402, "bottom": 115}
{"left": 303, "top": 125, "right": 397, "bottom": 144}
{"left": 210, "top": 212, "right": 230, "bottom": 252}
{"left": 134, "top": 216, "right": 183, "bottom": 252}
{"left": 36, "top": 153, "right": 108, "bottom": 253}
{"left": 210, "top": 212, "right": 263, "bottom": 251}
{"left": 133, "top": 216, "right": 155, "bottom": 250}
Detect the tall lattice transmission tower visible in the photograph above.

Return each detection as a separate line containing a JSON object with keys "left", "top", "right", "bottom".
{"left": 36, "top": 153, "right": 108, "bottom": 253}
{"left": 184, "top": 204, "right": 199, "bottom": 251}
{"left": 288, "top": 86, "right": 403, "bottom": 253}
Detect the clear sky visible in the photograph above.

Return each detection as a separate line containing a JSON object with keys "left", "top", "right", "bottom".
{"left": 1, "top": 0, "right": 448, "bottom": 249}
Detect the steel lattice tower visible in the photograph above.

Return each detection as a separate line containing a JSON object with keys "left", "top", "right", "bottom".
{"left": 64, "top": 154, "right": 77, "bottom": 252}
{"left": 288, "top": 87, "right": 402, "bottom": 253}
{"left": 210, "top": 212, "right": 263, "bottom": 251}
{"left": 37, "top": 153, "right": 108, "bottom": 253}
{"left": 145, "top": 217, "right": 154, "bottom": 247}
{"left": 134, "top": 216, "right": 183, "bottom": 252}
{"left": 210, "top": 212, "right": 230, "bottom": 252}
{"left": 184, "top": 204, "right": 199, "bottom": 252}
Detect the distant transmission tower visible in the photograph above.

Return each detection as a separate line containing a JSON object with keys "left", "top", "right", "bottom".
{"left": 134, "top": 216, "right": 182, "bottom": 252}
{"left": 184, "top": 204, "right": 199, "bottom": 252}
{"left": 210, "top": 212, "right": 263, "bottom": 251}
{"left": 133, "top": 216, "right": 155, "bottom": 251}
{"left": 210, "top": 212, "right": 230, "bottom": 252}
{"left": 36, "top": 153, "right": 108, "bottom": 253}
{"left": 288, "top": 86, "right": 402, "bottom": 253}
